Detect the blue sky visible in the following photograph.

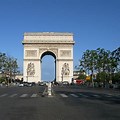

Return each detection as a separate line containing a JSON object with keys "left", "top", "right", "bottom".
{"left": 0, "top": 0, "right": 120, "bottom": 81}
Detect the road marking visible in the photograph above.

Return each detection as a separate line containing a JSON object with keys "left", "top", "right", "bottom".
{"left": 0, "top": 94, "right": 8, "bottom": 97}
{"left": 92, "top": 94, "right": 100, "bottom": 98}
{"left": 79, "top": 93, "right": 88, "bottom": 97}
{"left": 31, "top": 94, "right": 37, "bottom": 97}
{"left": 9, "top": 94, "right": 18, "bottom": 97}
{"left": 60, "top": 94, "right": 68, "bottom": 98}
{"left": 106, "top": 95, "right": 112, "bottom": 97}
{"left": 70, "top": 94, "right": 78, "bottom": 97}
{"left": 20, "top": 94, "right": 28, "bottom": 97}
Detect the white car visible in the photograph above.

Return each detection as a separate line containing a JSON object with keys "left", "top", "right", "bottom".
{"left": 18, "top": 83, "right": 24, "bottom": 87}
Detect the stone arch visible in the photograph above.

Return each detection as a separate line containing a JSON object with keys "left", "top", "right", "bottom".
{"left": 22, "top": 32, "right": 75, "bottom": 83}
{"left": 40, "top": 50, "right": 56, "bottom": 60}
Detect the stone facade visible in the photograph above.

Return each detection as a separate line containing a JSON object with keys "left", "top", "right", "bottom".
{"left": 22, "top": 32, "right": 75, "bottom": 83}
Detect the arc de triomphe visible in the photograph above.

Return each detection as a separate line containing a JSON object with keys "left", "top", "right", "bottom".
{"left": 22, "top": 32, "right": 75, "bottom": 83}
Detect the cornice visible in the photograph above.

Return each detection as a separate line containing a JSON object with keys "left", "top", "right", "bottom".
{"left": 22, "top": 40, "right": 75, "bottom": 44}
{"left": 24, "top": 32, "right": 73, "bottom": 36}
{"left": 24, "top": 59, "right": 40, "bottom": 61}
{"left": 23, "top": 44, "right": 73, "bottom": 48}
{"left": 56, "top": 59, "right": 73, "bottom": 61}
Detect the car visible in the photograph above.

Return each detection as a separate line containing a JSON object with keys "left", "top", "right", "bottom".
{"left": 75, "top": 79, "right": 84, "bottom": 85}
{"left": 62, "top": 81, "right": 69, "bottom": 85}
{"left": 18, "top": 83, "right": 24, "bottom": 87}
{"left": 39, "top": 82, "right": 46, "bottom": 86}
{"left": 31, "top": 82, "right": 36, "bottom": 86}
{"left": 53, "top": 81, "right": 59, "bottom": 86}
{"left": 23, "top": 82, "right": 29, "bottom": 86}
{"left": 27, "top": 82, "right": 32, "bottom": 87}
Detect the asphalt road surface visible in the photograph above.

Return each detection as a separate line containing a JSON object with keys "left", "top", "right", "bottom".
{"left": 0, "top": 85, "right": 120, "bottom": 120}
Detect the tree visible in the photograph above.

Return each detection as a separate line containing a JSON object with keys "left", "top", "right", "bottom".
{"left": 111, "top": 47, "right": 120, "bottom": 83}
{"left": 79, "top": 48, "right": 119, "bottom": 87}
{"left": 112, "top": 47, "right": 120, "bottom": 72}
{"left": 0, "top": 52, "right": 6, "bottom": 73}
{"left": 80, "top": 49, "right": 98, "bottom": 87}
{"left": 96, "top": 48, "right": 110, "bottom": 82}
{"left": 4, "top": 56, "right": 19, "bottom": 81}
{"left": 0, "top": 52, "right": 19, "bottom": 84}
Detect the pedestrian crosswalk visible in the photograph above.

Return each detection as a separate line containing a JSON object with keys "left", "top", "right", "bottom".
{"left": 60, "top": 94, "right": 68, "bottom": 98}
{"left": 59, "top": 93, "right": 120, "bottom": 100}
{"left": 79, "top": 93, "right": 88, "bottom": 98}
{"left": 0, "top": 93, "right": 39, "bottom": 98}
{"left": 31, "top": 94, "right": 38, "bottom": 97}
{"left": 20, "top": 94, "right": 28, "bottom": 98}
{"left": 0, "top": 93, "right": 119, "bottom": 99}
{"left": 70, "top": 94, "right": 79, "bottom": 97}
{"left": 9, "top": 94, "right": 17, "bottom": 97}
{"left": 0, "top": 94, "right": 8, "bottom": 97}
{"left": 60, "top": 93, "right": 87, "bottom": 98}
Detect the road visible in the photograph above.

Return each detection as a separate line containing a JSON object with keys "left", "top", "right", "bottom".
{"left": 0, "top": 85, "right": 120, "bottom": 120}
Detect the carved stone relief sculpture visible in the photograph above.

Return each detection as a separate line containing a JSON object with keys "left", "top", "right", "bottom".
{"left": 61, "top": 63, "right": 70, "bottom": 75}
{"left": 60, "top": 50, "right": 71, "bottom": 57}
{"left": 27, "top": 63, "right": 35, "bottom": 76}
{"left": 25, "top": 50, "right": 37, "bottom": 57}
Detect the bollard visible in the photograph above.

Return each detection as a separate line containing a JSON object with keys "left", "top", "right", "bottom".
{"left": 42, "top": 82, "right": 53, "bottom": 97}
{"left": 47, "top": 82, "right": 52, "bottom": 96}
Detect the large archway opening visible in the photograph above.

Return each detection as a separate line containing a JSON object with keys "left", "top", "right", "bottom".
{"left": 41, "top": 51, "right": 56, "bottom": 82}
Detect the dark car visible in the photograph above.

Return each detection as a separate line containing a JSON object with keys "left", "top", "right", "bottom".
{"left": 62, "top": 81, "right": 69, "bottom": 86}
{"left": 39, "top": 82, "right": 46, "bottom": 86}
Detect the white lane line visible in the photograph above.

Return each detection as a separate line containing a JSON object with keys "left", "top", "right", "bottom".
{"left": 70, "top": 94, "right": 79, "bottom": 97}
{"left": 60, "top": 94, "right": 68, "bottom": 98}
{"left": 20, "top": 94, "right": 28, "bottom": 97}
{"left": 9, "top": 94, "right": 18, "bottom": 97}
{"left": 31, "top": 94, "right": 37, "bottom": 98}
{"left": 0, "top": 94, "right": 8, "bottom": 97}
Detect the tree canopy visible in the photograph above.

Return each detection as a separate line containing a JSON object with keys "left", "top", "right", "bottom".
{"left": 78, "top": 47, "right": 120, "bottom": 86}
{"left": 0, "top": 52, "right": 19, "bottom": 82}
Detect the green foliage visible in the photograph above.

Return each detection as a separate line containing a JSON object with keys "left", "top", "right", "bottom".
{"left": 79, "top": 47, "right": 119, "bottom": 83}
{"left": 0, "top": 77, "right": 6, "bottom": 83}
{"left": 0, "top": 52, "right": 6, "bottom": 72}
{"left": 77, "top": 73, "right": 86, "bottom": 80}
{"left": 112, "top": 72, "right": 120, "bottom": 83}
{"left": 0, "top": 52, "right": 19, "bottom": 79}
{"left": 96, "top": 72, "right": 108, "bottom": 82}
